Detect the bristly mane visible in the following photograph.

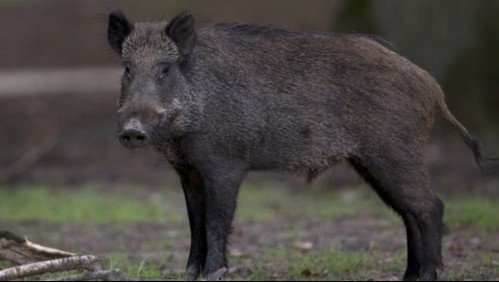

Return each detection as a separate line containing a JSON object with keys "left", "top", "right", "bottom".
{"left": 213, "top": 23, "right": 298, "bottom": 37}
{"left": 212, "top": 23, "right": 396, "bottom": 50}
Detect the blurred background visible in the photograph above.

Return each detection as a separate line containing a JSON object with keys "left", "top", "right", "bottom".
{"left": 0, "top": 0, "right": 497, "bottom": 190}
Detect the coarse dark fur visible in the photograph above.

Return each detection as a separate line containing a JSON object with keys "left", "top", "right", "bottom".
{"left": 107, "top": 11, "right": 499, "bottom": 281}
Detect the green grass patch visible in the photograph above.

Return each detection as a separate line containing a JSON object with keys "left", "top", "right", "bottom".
{"left": 1, "top": 182, "right": 496, "bottom": 229}
{"left": 0, "top": 184, "right": 185, "bottom": 223}
{"left": 125, "top": 258, "right": 163, "bottom": 278}
{"left": 237, "top": 182, "right": 396, "bottom": 220}
{"left": 238, "top": 183, "right": 498, "bottom": 231}
{"left": 232, "top": 246, "right": 404, "bottom": 280}
{"left": 443, "top": 250, "right": 499, "bottom": 280}
{"left": 286, "top": 250, "right": 376, "bottom": 278}
{"left": 106, "top": 253, "right": 183, "bottom": 280}
{"left": 480, "top": 252, "right": 499, "bottom": 277}
{"left": 443, "top": 196, "right": 499, "bottom": 230}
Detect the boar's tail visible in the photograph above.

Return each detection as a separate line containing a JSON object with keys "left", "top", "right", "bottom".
{"left": 437, "top": 95, "right": 499, "bottom": 174}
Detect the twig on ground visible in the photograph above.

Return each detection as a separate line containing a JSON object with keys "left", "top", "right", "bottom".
{"left": 0, "top": 230, "right": 75, "bottom": 265}
{"left": 0, "top": 230, "right": 228, "bottom": 281}
{"left": 0, "top": 255, "right": 101, "bottom": 281}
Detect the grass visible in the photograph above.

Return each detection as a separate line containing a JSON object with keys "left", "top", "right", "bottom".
{"left": 443, "top": 196, "right": 499, "bottom": 229}
{"left": 104, "top": 253, "right": 183, "bottom": 280}
{"left": 1, "top": 182, "right": 496, "bottom": 230}
{"left": 237, "top": 182, "right": 396, "bottom": 220}
{"left": 0, "top": 181, "right": 497, "bottom": 280}
{"left": 0, "top": 182, "right": 395, "bottom": 225}
{"left": 0, "top": 184, "right": 185, "bottom": 223}
{"left": 442, "top": 250, "right": 499, "bottom": 280}
{"left": 125, "top": 258, "right": 162, "bottom": 277}
{"left": 230, "top": 246, "right": 406, "bottom": 280}
{"left": 480, "top": 252, "right": 499, "bottom": 277}
{"left": 238, "top": 182, "right": 498, "bottom": 232}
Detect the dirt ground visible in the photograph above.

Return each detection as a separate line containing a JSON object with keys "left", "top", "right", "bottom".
{"left": 1, "top": 206, "right": 498, "bottom": 280}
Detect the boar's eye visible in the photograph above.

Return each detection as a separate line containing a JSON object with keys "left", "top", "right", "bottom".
{"left": 159, "top": 66, "right": 169, "bottom": 79}
{"left": 124, "top": 66, "right": 131, "bottom": 80}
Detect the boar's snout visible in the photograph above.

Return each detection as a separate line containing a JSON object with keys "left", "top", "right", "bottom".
{"left": 119, "top": 128, "right": 148, "bottom": 148}
{"left": 118, "top": 118, "right": 148, "bottom": 149}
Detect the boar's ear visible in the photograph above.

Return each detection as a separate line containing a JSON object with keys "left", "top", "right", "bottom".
{"left": 108, "top": 11, "right": 133, "bottom": 54}
{"left": 166, "top": 12, "right": 196, "bottom": 59}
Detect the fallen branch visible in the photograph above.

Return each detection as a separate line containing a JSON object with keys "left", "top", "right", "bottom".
{"left": 0, "top": 255, "right": 100, "bottom": 281}
{"left": 1, "top": 260, "right": 225, "bottom": 281}
{"left": 0, "top": 230, "right": 75, "bottom": 265}
{"left": 0, "top": 230, "right": 228, "bottom": 281}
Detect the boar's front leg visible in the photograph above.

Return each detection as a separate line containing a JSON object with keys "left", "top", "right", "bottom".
{"left": 197, "top": 158, "right": 247, "bottom": 280}
{"left": 177, "top": 168, "right": 207, "bottom": 281}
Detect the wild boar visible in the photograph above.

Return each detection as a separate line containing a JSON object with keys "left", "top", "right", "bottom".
{"left": 107, "top": 11, "right": 498, "bottom": 281}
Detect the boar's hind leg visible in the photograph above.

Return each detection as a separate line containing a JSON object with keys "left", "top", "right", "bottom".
{"left": 349, "top": 149, "right": 443, "bottom": 281}
{"left": 177, "top": 168, "right": 207, "bottom": 281}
